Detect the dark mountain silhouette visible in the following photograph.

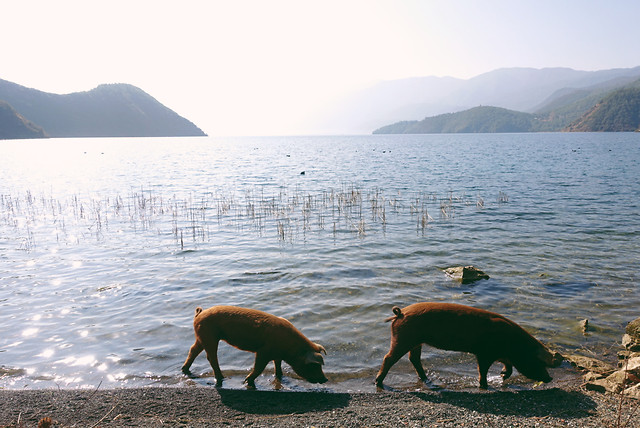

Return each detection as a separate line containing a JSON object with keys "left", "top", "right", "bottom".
{"left": 0, "top": 79, "right": 206, "bottom": 138}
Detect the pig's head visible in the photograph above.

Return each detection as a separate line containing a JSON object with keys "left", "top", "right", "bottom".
{"left": 288, "top": 344, "right": 328, "bottom": 384}
{"left": 516, "top": 360, "right": 553, "bottom": 383}
{"left": 513, "top": 347, "right": 560, "bottom": 384}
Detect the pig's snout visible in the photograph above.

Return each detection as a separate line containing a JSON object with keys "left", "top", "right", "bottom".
{"left": 312, "top": 373, "right": 328, "bottom": 384}
{"left": 298, "top": 363, "right": 328, "bottom": 384}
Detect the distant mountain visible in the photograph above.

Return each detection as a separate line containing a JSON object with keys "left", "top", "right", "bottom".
{"left": 564, "top": 87, "right": 640, "bottom": 132}
{"left": 311, "top": 66, "right": 640, "bottom": 134}
{"left": 374, "top": 106, "right": 536, "bottom": 134}
{"left": 0, "top": 79, "right": 206, "bottom": 138}
{"left": 310, "top": 76, "right": 466, "bottom": 134}
{"left": 0, "top": 100, "right": 47, "bottom": 139}
{"left": 374, "top": 75, "right": 640, "bottom": 134}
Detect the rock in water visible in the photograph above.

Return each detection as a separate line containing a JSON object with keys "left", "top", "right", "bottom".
{"left": 444, "top": 266, "right": 489, "bottom": 284}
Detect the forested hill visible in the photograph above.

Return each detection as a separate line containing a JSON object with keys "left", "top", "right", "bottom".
{"left": 0, "top": 79, "right": 206, "bottom": 138}
{"left": 373, "top": 106, "right": 535, "bottom": 134}
{"left": 0, "top": 100, "right": 47, "bottom": 139}
{"left": 564, "top": 87, "right": 640, "bottom": 132}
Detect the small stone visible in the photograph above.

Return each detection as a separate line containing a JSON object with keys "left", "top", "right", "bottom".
{"left": 606, "top": 369, "right": 639, "bottom": 387}
{"left": 618, "top": 350, "right": 632, "bottom": 360}
{"left": 624, "top": 383, "right": 640, "bottom": 400}
{"left": 585, "top": 378, "right": 621, "bottom": 394}
{"left": 622, "top": 356, "right": 640, "bottom": 376}
{"left": 622, "top": 333, "right": 640, "bottom": 351}
{"left": 583, "top": 371, "right": 605, "bottom": 382}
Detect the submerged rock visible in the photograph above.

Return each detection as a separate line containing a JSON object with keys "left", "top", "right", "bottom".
{"left": 580, "top": 319, "right": 590, "bottom": 334}
{"left": 444, "top": 266, "right": 489, "bottom": 284}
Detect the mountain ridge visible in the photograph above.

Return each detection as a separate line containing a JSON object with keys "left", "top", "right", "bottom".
{"left": 0, "top": 79, "right": 206, "bottom": 138}
{"left": 373, "top": 82, "right": 640, "bottom": 134}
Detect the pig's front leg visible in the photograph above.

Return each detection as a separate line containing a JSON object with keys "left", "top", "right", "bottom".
{"left": 475, "top": 354, "right": 493, "bottom": 389}
{"left": 274, "top": 359, "right": 283, "bottom": 379}
{"left": 500, "top": 360, "right": 513, "bottom": 380}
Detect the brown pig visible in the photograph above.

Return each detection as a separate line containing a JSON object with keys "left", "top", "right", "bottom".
{"left": 375, "top": 302, "right": 563, "bottom": 389}
{"left": 182, "top": 305, "right": 328, "bottom": 387}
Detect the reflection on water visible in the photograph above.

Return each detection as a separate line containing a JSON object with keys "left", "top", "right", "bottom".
{"left": 0, "top": 133, "right": 639, "bottom": 391}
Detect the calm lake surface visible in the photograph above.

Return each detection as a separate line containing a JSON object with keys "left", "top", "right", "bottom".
{"left": 1, "top": 133, "right": 639, "bottom": 392}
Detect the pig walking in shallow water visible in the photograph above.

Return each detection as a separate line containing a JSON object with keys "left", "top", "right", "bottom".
{"left": 182, "top": 306, "right": 327, "bottom": 387}
{"left": 375, "top": 303, "right": 562, "bottom": 389}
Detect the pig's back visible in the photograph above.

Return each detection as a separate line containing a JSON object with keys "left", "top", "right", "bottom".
{"left": 195, "top": 305, "right": 307, "bottom": 353}
{"left": 399, "top": 302, "right": 537, "bottom": 356}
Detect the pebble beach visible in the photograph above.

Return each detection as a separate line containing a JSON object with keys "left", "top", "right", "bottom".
{"left": 1, "top": 381, "right": 638, "bottom": 427}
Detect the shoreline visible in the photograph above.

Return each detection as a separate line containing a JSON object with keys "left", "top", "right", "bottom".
{"left": 1, "top": 382, "right": 638, "bottom": 427}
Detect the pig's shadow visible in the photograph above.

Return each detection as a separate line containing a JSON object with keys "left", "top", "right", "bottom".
{"left": 217, "top": 388, "right": 351, "bottom": 414}
{"left": 411, "top": 387, "right": 597, "bottom": 419}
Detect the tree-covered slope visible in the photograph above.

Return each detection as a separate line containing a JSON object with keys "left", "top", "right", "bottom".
{"left": 564, "top": 87, "right": 640, "bottom": 132}
{"left": 0, "top": 100, "right": 47, "bottom": 139}
{"left": 373, "top": 106, "right": 537, "bottom": 134}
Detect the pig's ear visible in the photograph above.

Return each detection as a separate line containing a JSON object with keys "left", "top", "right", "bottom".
{"left": 305, "top": 350, "right": 325, "bottom": 365}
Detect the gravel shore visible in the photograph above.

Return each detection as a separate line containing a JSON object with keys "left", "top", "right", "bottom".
{"left": 1, "top": 383, "right": 638, "bottom": 427}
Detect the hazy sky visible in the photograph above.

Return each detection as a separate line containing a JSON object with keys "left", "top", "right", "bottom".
{"left": 3, "top": 0, "right": 640, "bottom": 136}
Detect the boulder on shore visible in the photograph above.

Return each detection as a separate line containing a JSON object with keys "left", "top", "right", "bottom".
{"left": 625, "top": 317, "right": 640, "bottom": 351}
{"left": 572, "top": 315, "right": 640, "bottom": 400}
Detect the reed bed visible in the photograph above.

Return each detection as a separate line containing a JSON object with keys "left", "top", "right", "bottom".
{"left": 0, "top": 184, "right": 507, "bottom": 251}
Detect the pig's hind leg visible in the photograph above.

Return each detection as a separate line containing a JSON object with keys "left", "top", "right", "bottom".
{"left": 375, "top": 343, "right": 412, "bottom": 386}
{"left": 203, "top": 340, "right": 225, "bottom": 385}
{"left": 274, "top": 359, "right": 283, "bottom": 379}
{"left": 408, "top": 345, "right": 428, "bottom": 381}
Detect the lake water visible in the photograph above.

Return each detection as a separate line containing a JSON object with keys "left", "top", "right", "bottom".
{"left": 1, "top": 133, "right": 639, "bottom": 392}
